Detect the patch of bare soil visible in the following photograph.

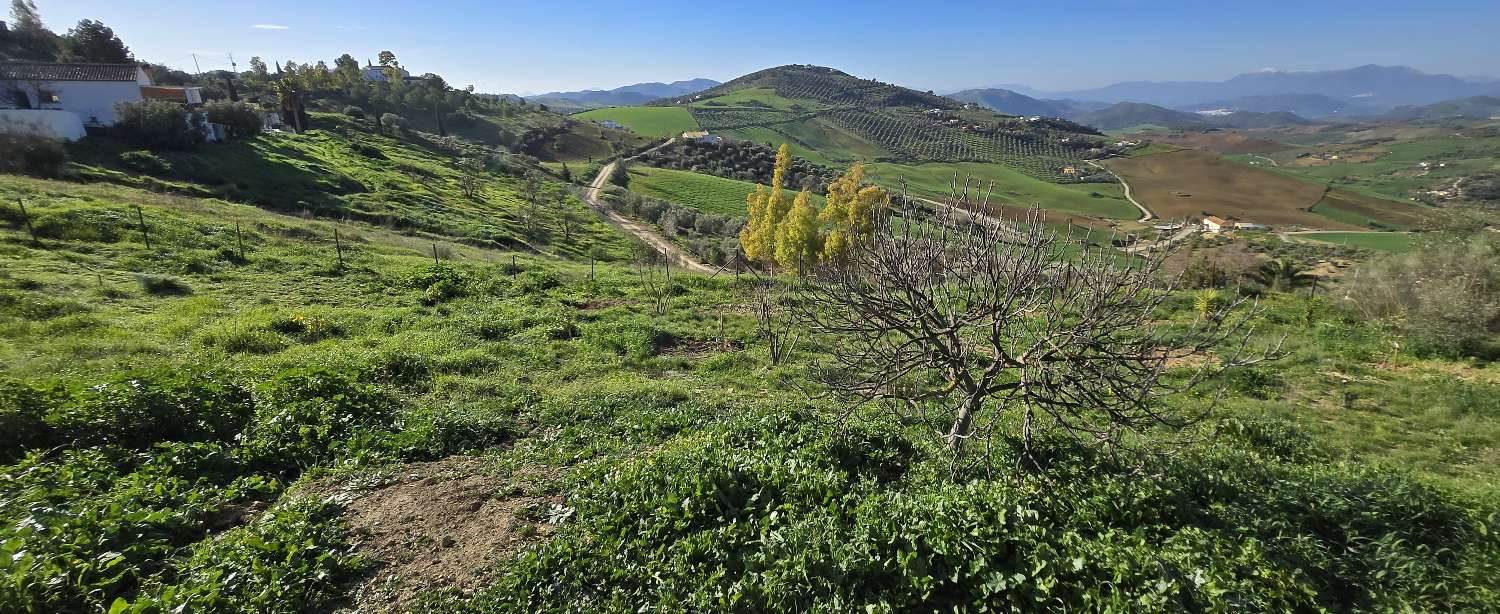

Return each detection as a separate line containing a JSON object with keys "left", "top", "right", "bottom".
{"left": 659, "top": 337, "right": 742, "bottom": 358}
{"left": 313, "top": 457, "right": 560, "bottom": 613}
{"left": 1164, "top": 237, "right": 1267, "bottom": 278}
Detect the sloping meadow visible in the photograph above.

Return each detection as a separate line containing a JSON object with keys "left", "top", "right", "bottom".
{"left": 1, "top": 175, "right": 1498, "bottom": 612}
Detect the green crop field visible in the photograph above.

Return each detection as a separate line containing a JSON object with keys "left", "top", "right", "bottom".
{"left": 1293, "top": 231, "right": 1422, "bottom": 252}
{"left": 628, "top": 166, "right": 824, "bottom": 217}
{"left": 691, "top": 87, "right": 823, "bottom": 111}
{"left": 865, "top": 162, "right": 1140, "bottom": 219}
{"left": 575, "top": 106, "right": 700, "bottom": 138}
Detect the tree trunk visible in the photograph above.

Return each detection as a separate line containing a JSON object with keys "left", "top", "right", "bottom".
{"left": 945, "top": 395, "right": 982, "bottom": 456}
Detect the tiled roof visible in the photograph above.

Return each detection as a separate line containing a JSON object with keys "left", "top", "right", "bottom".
{"left": 0, "top": 62, "right": 140, "bottom": 82}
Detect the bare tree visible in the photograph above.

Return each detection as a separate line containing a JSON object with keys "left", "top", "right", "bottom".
{"left": 797, "top": 181, "right": 1281, "bottom": 468}
{"left": 750, "top": 274, "right": 799, "bottom": 365}
{"left": 456, "top": 157, "right": 484, "bottom": 198}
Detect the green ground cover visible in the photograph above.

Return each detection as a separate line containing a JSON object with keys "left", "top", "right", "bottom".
{"left": 574, "top": 107, "right": 700, "bottom": 138}
{"left": 865, "top": 161, "right": 1139, "bottom": 219}
{"left": 627, "top": 166, "right": 823, "bottom": 217}
{"left": 1294, "top": 231, "right": 1421, "bottom": 252}
{"left": 2, "top": 165, "right": 1498, "bottom": 612}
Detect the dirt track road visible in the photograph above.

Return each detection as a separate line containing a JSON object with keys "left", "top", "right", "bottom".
{"left": 584, "top": 143, "right": 716, "bottom": 274}
{"left": 1087, "top": 160, "right": 1152, "bottom": 223}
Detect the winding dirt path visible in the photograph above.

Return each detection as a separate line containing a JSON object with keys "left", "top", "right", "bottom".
{"left": 1087, "top": 160, "right": 1153, "bottom": 223}
{"left": 583, "top": 141, "right": 716, "bottom": 274}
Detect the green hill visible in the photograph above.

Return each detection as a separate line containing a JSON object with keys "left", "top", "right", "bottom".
{"left": 649, "top": 65, "right": 1114, "bottom": 182}
{"left": 62, "top": 113, "right": 635, "bottom": 260}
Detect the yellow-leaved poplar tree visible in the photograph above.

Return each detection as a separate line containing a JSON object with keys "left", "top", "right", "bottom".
{"left": 819, "top": 162, "right": 889, "bottom": 264}
{"left": 775, "top": 190, "right": 822, "bottom": 275}
{"left": 739, "top": 184, "right": 771, "bottom": 262}
{"left": 742, "top": 144, "right": 795, "bottom": 265}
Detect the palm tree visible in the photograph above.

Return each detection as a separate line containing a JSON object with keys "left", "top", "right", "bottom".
{"left": 1254, "top": 258, "right": 1318, "bottom": 293}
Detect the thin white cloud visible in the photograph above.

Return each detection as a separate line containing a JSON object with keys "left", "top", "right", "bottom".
{"left": 251, "top": 24, "right": 291, "bottom": 30}
{"left": 335, "top": 25, "right": 367, "bottom": 31}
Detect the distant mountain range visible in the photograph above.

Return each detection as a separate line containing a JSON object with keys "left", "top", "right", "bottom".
{"left": 947, "top": 89, "right": 1312, "bottom": 130}
{"left": 951, "top": 65, "right": 1500, "bottom": 122}
{"left": 1379, "top": 96, "right": 1500, "bottom": 122}
{"left": 530, "top": 78, "right": 720, "bottom": 111}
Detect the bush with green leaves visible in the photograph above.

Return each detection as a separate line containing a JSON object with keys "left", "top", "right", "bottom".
{"left": 450, "top": 409, "right": 1499, "bottom": 613}
{"left": 240, "top": 368, "right": 399, "bottom": 471}
{"left": 1341, "top": 234, "right": 1500, "bottom": 356}
{"left": 202, "top": 100, "right": 263, "bottom": 138}
{"left": 117, "top": 150, "right": 172, "bottom": 175}
{"left": 117, "top": 498, "right": 365, "bottom": 614}
{"left": 0, "top": 133, "right": 67, "bottom": 176}
{"left": 113, "top": 99, "right": 204, "bottom": 150}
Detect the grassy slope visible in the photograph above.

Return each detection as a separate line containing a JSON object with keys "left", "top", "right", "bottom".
{"left": 574, "top": 107, "right": 699, "bottom": 138}
{"left": 865, "top": 162, "right": 1139, "bottom": 219}
{"left": 1268, "top": 132, "right": 1500, "bottom": 204}
{"left": 628, "top": 167, "right": 825, "bottom": 217}
{"left": 1293, "top": 232, "right": 1420, "bottom": 252}
{"left": 716, "top": 118, "right": 891, "bottom": 167}
{"left": 689, "top": 87, "right": 824, "bottom": 111}
{"left": 3, "top": 167, "right": 1499, "bottom": 609}
{"left": 63, "top": 114, "right": 635, "bottom": 261}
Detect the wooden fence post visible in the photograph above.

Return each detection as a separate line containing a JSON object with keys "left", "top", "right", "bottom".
{"left": 17, "top": 199, "right": 38, "bottom": 245}
{"left": 235, "top": 222, "right": 246, "bottom": 261}
{"left": 134, "top": 206, "right": 150, "bottom": 249}
{"left": 334, "top": 228, "right": 344, "bottom": 269}
{"left": 433, "top": 243, "right": 442, "bottom": 267}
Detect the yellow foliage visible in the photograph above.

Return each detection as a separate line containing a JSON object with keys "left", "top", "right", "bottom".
{"left": 819, "top": 162, "right": 888, "bottom": 263}
{"left": 740, "top": 184, "right": 771, "bottom": 262}
{"left": 775, "top": 190, "right": 822, "bottom": 275}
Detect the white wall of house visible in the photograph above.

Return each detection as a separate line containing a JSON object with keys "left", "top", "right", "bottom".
{"left": 7, "top": 80, "right": 143, "bottom": 126}
{"left": 0, "top": 109, "right": 87, "bottom": 141}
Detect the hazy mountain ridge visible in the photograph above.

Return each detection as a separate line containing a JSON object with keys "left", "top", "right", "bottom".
{"left": 532, "top": 78, "right": 721, "bottom": 109}
{"left": 959, "top": 65, "right": 1500, "bottom": 115}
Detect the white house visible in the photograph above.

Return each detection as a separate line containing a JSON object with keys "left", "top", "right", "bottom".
{"left": 1202, "top": 215, "right": 1228, "bottom": 233}
{"left": 680, "top": 130, "right": 723, "bottom": 145}
{"left": 361, "top": 64, "right": 412, "bottom": 83}
{"left": 0, "top": 62, "right": 151, "bottom": 127}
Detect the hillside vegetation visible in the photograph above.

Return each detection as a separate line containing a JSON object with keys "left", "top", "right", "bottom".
{"left": 3, "top": 172, "right": 1499, "bottom": 611}
{"left": 654, "top": 65, "right": 1115, "bottom": 182}
{"left": 58, "top": 113, "right": 634, "bottom": 260}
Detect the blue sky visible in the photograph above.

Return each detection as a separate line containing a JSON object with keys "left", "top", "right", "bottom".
{"left": 40, "top": 0, "right": 1500, "bottom": 95}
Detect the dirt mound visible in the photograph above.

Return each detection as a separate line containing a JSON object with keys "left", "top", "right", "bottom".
{"left": 314, "top": 457, "right": 560, "bottom": 612}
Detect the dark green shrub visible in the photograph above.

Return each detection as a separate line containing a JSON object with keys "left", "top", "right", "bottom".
{"left": 350, "top": 140, "right": 386, "bottom": 159}
{"left": 48, "top": 369, "right": 255, "bottom": 449}
{"left": 114, "top": 99, "right": 203, "bottom": 150}
{"left": 202, "top": 100, "right": 263, "bottom": 138}
{"left": 241, "top": 368, "right": 398, "bottom": 471}
{"left": 0, "top": 379, "right": 64, "bottom": 461}
{"left": 462, "top": 411, "right": 1498, "bottom": 612}
{"left": 114, "top": 498, "right": 363, "bottom": 614}
{"left": 137, "top": 274, "right": 192, "bottom": 295}
{"left": 0, "top": 133, "right": 67, "bottom": 176}
{"left": 0, "top": 443, "right": 276, "bottom": 613}
{"left": 118, "top": 150, "right": 172, "bottom": 175}
{"left": 29, "top": 208, "right": 128, "bottom": 242}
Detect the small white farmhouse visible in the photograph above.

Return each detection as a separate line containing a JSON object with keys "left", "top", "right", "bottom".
{"left": 1202, "top": 215, "right": 1228, "bottom": 233}
{"left": 0, "top": 62, "right": 151, "bottom": 127}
